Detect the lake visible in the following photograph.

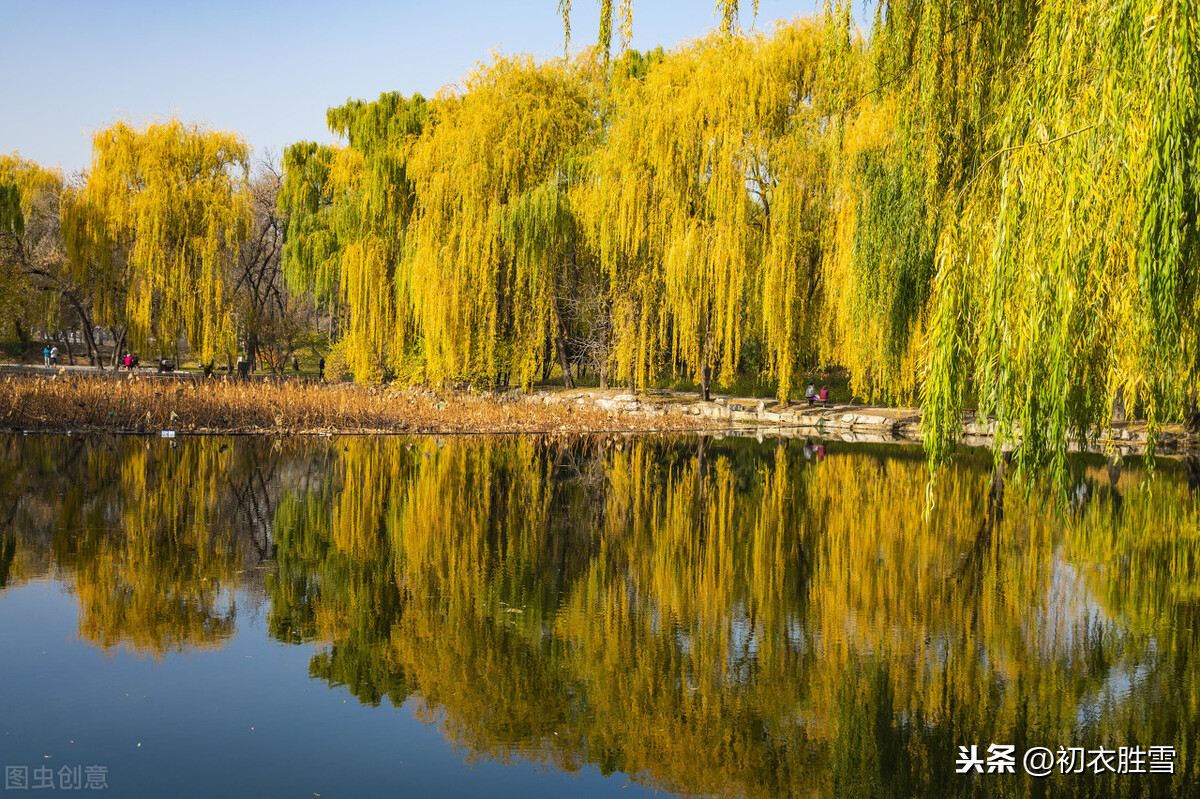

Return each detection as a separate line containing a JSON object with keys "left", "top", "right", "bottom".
{"left": 0, "top": 433, "right": 1195, "bottom": 797}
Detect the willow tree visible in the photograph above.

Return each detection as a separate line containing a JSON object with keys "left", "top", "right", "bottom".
{"left": 0, "top": 182, "right": 20, "bottom": 240}
{"left": 407, "top": 55, "right": 601, "bottom": 388}
{"left": 62, "top": 120, "right": 250, "bottom": 364}
{"left": 0, "top": 155, "right": 61, "bottom": 243}
{"left": 822, "top": 2, "right": 1038, "bottom": 403}
{"left": 557, "top": 0, "right": 632, "bottom": 58}
{"left": 0, "top": 154, "right": 113, "bottom": 364}
{"left": 279, "top": 141, "right": 341, "bottom": 314}
{"left": 556, "top": 0, "right": 754, "bottom": 58}
{"left": 920, "top": 0, "right": 1200, "bottom": 482}
{"left": 585, "top": 21, "right": 832, "bottom": 400}
{"left": 755, "top": 18, "right": 848, "bottom": 403}
{"left": 279, "top": 93, "right": 428, "bottom": 381}
{"left": 0, "top": 155, "right": 63, "bottom": 339}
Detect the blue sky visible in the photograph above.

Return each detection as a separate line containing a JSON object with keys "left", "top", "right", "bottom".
{"left": 2, "top": 1, "right": 871, "bottom": 174}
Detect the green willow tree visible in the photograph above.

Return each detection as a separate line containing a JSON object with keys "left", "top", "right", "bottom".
{"left": 913, "top": 0, "right": 1200, "bottom": 480}
{"left": 278, "top": 141, "right": 341, "bottom": 307}
{"left": 809, "top": 0, "right": 1200, "bottom": 481}
{"left": 279, "top": 93, "right": 428, "bottom": 381}
{"left": 822, "top": 1, "right": 1037, "bottom": 403}
{"left": 62, "top": 119, "right": 250, "bottom": 364}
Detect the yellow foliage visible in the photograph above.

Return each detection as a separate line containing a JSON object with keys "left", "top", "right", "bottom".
{"left": 407, "top": 54, "right": 602, "bottom": 387}
{"left": 584, "top": 19, "right": 836, "bottom": 399}
{"left": 62, "top": 119, "right": 250, "bottom": 363}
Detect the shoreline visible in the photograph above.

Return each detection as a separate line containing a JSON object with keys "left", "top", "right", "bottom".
{"left": 521, "top": 388, "right": 1198, "bottom": 458}
{"left": 2, "top": 373, "right": 1196, "bottom": 457}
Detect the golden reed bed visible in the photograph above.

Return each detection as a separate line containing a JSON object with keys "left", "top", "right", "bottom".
{"left": 0, "top": 374, "right": 708, "bottom": 435}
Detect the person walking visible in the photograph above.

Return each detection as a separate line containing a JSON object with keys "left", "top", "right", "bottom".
{"left": 43, "top": 344, "right": 51, "bottom": 367}
{"left": 49, "top": 345, "right": 58, "bottom": 367}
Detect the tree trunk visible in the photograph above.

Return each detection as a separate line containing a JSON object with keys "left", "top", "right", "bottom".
{"left": 60, "top": 294, "right": 99, "bottom": 368}
{"left": 80, "top": 323, "right": 101, "bottom": 369}
{"left": 110, "top": 327, "right": 126, "bottom": 369}
{"left": 541, "top": 336, "right": 554, "bottom": 382}
{"left": 62, "top": 334, "right": 74, "bottom": 366}
{"left": 1187, "top": 388, "right": 1200, "bottom": 434}
{"left": 555, "top": 321, "right": 574, "bottom": 389}
{"left": 14, "top": 318, "right": 31, "bottom": 362}
{"left": 1113, "top": 385, "right": 1126, "bottom": 423}
{"left": 246, "top": 329, "right": 258, "bottom": 374}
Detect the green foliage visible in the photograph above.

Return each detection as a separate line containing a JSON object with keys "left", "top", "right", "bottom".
{"left": 915, "top": 0, "right": 1200, "bottom": 484}
{"left": 0, "top": 182, "right": 23, "bottom": 239}
{"left": 278, "top": 93, "right": 429, "bottom": 381}
{"left": 279, "top": 141, "right": 341, "bottom": 304}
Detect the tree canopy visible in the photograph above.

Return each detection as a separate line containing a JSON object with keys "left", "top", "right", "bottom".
{"left": 63, "top": 119, "right": 250, "bottom": 363}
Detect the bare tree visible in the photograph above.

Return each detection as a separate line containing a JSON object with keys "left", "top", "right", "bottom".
{"left": 228, "top": 158, "right": 317, "bottom": 374}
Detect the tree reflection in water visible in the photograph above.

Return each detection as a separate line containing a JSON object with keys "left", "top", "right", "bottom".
{"left": 1, "top": 434, "right": 1196, "bottom": 796}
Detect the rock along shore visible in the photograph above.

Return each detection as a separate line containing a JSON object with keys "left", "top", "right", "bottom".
{"left": 522, "top": 387, "right": 1196, "bottom": 457}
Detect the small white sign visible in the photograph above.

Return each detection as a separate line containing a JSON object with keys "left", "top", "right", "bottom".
{"left": 161, "top": 430, "right": 176, "bottom": 438}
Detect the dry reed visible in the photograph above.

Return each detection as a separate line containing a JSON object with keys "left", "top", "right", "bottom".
{"left": 0, "top": 374, "right": 709, "bottom": 435}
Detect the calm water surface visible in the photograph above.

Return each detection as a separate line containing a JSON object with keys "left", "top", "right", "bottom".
{"left": 0, "top": 433, "right": 1196, "bottom": 797}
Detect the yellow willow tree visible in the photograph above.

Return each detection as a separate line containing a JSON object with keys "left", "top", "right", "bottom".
{"left": 584, "top": 20, "right": 834, "bottom": 401}
{"left": 62, "top": 119, "right": 250, "bottom": 364}
{"left": 0, "top": 155, "right": 64, "bottom": 273}
{"left": 0, "top": 155, "right": 65, "bottom": 333}
{"left": 406, "top": 54, "right": 601, "bottom": 388}
{"left": 921, "top": 0, "right": 1200, "bottom": 481}
{"left": 0, "top": 154, "right": 55, "bottom": 266}
{"left": 257, "top": 435, "right": 1200, "bottom": 796}
{"left": 0, "top": 155, "right": 118, "bottom": 366}
{"left": 279, "top": 93, "right": 429, "bottom": 381}
{"left": 72, "top": 441, "right": 242, "bottom": 656}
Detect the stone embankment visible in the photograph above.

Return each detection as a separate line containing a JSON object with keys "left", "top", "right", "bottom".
{"left": 522, "top": 388, "right": 1195, "bottom": 455}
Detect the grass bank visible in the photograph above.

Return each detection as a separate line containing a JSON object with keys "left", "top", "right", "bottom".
{"left": 0, "top": 375, "right": 711, "bottom": 435}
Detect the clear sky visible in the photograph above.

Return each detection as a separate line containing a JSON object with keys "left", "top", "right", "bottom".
{"left": 1, "top": 1, "right": 870, "bottom": 174}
